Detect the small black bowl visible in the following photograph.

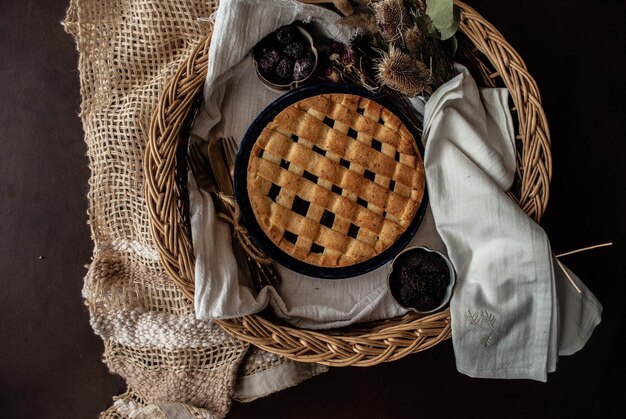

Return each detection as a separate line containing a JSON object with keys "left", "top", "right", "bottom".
{"left": 234, "top": 83, "right": 428, "bottom": 279}
{"left": 387, "top": 246, "right": 456, "bottom": 314}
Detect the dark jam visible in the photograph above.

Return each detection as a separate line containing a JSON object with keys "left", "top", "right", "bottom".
{"left": 389, "top": 249, "right": 450, "bottom": 312}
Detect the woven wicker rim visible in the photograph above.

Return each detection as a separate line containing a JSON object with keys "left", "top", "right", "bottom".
{"left": 144, "top": 1, "right": 552, "bottom": 367}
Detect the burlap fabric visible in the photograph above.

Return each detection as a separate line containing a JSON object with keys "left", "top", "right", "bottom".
{"left": 63, "top": 1, "right": 327, "bottom": 417}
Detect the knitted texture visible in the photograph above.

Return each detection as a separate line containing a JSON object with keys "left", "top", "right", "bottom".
{"left": 62, "top": 0, "right": 322, "bottom": 417}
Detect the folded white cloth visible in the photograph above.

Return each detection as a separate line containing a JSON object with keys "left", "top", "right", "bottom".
{"left": 423, "top": 64, "right": 602, "bottom": 381}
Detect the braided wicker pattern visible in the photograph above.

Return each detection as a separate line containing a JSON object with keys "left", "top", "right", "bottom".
{"left": 144, "top": 1, "right": 551, "bottom": 367}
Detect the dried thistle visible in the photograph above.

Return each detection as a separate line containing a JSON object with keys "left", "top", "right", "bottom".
{"left": 372, "top": 0, "right": 410, "bottom": 42}
{"left": 349, "top": 30, "right": 384, "bottom": 82}
{"left": 325, "top": 1, "right": 455, "bottom": 97}
{"left": 403, "top": 25, "right": 426, "bottom": 53}
{"left": 376, "top": 47, "right": 431, "bottom": 96}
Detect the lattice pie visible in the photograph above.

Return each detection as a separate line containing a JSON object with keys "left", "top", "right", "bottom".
{"left": 247, "top": 93, "right": 425, "bottom": 267}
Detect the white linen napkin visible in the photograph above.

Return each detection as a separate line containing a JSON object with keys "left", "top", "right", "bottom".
{"left": 423, "top": 64, "right": 602, "bottom": 381}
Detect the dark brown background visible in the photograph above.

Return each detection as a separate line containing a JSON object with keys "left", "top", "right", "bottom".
{"left": 1, "top": 0, "right": 624, "bottom": 418}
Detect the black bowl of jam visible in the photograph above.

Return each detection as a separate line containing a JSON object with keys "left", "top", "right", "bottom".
{"left": 388, "top": 246, "right": 456, "bottom": 314}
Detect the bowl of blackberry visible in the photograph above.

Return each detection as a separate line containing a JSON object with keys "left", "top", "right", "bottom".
{"left": 253, "top": 24, "right": 318, "bottom": 91}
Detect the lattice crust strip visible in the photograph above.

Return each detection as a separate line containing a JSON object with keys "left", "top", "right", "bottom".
{"left": 247, "top": 93, "right": 426, "bottom": 268}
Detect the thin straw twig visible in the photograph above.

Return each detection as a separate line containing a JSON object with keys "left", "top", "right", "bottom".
{"left": 554, "top": 257, "right": 581, "bottom": 294}
{"left": 555, "top": 242, "right": 613, "bottom": 258}
{"left": 553, "top": 242, "right": 612, "bottom": 294}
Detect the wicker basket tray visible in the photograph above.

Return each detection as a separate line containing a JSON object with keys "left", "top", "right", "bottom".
{"left": 145, "top": 1, "right": 551, "bottom": 367}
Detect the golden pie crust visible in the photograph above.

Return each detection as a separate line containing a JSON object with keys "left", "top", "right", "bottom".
{"left": 247, "top": 93, "right": 425, "bottom": 267}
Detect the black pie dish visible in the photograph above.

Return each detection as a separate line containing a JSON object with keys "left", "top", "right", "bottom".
{"left": 233, "top": 83, "right": 429, "bottom": 279}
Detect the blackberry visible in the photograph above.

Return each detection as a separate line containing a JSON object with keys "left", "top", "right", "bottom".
{"left": 275, "top": 57, "right": 294, "bottom": 80}
{"left": 257, "top": 47, "right": 280, "bottom": 74}
{"left": 276, "top": 25, "right": 298, "bottom": 44}
{"left": 283, "top": 42, "right": 305, "bottom": 59}
{"left": 293, "top": 56, "right": 315, "bottom": 81}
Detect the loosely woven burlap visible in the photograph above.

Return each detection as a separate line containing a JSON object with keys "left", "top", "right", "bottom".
{"left": 63, "top": 1, "right": 327, "bottom": 417}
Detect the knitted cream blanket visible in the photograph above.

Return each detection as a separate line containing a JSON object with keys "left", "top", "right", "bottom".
{"left": 63, "top": 1, "right": 326, "bottom": 417}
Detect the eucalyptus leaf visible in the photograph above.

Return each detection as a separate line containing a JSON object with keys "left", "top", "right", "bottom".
{"left": 425, "top": 0, "right": 460, "bottom": 40}
{"left": 426, "top": 0, "right": 454, "bottom": 29}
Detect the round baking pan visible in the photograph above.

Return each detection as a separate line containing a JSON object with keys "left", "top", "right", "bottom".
{"left": 233, "top": 83, "right": 428, "bottom": 279}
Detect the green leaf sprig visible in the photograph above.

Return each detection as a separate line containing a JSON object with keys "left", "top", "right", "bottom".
{"left": 424, "top": 0, "right": 460, "bottom": 40}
